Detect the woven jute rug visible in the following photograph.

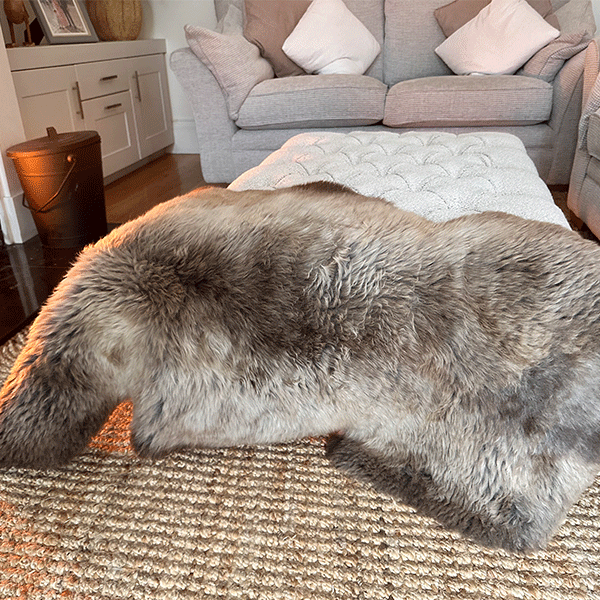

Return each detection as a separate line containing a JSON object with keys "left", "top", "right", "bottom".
{"left": 0, "top": 328, "right": 599, "bottom": 599}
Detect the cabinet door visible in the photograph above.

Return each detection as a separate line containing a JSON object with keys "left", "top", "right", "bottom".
{"left": 82, "top": 90, "right": 140, "bottom": 177}
{"left": 129, "top": 54, "right": 174, "bottom": 158}
{"left": 12, "top": 66, "right": 84, "bottom": 139}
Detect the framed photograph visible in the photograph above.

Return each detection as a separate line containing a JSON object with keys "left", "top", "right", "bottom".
{"left": 30, "top": 0, "right": 99, "bottom": 44}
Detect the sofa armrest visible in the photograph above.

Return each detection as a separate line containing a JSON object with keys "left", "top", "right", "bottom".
{"left": 568, "top": 37, "right": 600, "bottom": 218}
{"left": 575, "top": 36, "right": 600, "bottom": 151}
{"left": 170, "top": 47, "right": 238, "bottom": 183}
{"left": 546, "top": 49, "right": 586, "bottom": 184}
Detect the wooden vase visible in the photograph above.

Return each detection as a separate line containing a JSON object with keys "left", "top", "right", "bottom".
{"left": 86, "top": 0, "right": 143, "bottom": 42}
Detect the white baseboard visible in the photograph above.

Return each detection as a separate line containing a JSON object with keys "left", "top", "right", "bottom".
{"left": 171, "top": 120, "right": 200, "bottom": 154}
{"left": 1, "top": 190, "right": 38, "bottom": 245}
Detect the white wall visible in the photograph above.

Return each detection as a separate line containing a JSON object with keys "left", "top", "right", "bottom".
{"left": 139, "top": 0, "right": 217, "bottom": 153}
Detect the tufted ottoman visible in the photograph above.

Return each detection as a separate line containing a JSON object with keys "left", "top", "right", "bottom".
{"left": 229, "top": 131, "right": 569, "bottom": 228}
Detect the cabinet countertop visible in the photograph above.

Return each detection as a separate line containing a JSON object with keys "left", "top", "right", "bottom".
{"left": 8, "top": 40, "right": 167, "bottom": 72}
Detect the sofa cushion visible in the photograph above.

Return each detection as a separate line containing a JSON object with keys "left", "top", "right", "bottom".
{"left": 236, "top": 75, "right": 387, "bottom": 129}
{"left": 519, "top": 0, "right": 596, "bottom": 81}
{"left": 383, "top": 75, "right": 553, "bottom": 127}
{"left": 434, "top": 0, "right": 559, "bottom": 36}
{"left": 243, "top": 0, "right": 310, "bottom": 77}
{"left": 185, "top": 6, "right": 273, "bottom": 121}
{"left": 435, "top": 0, "right": 560, "bottom": 76}
{"left": 520, "top": 29, "right": 591, "bottom": 80}
{"left": 282, "top": 0, "right": 380, "bottom": 75}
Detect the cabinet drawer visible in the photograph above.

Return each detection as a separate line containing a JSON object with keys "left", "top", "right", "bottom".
{"left": 75, "top": 59, "right": 130, "bottom": 100}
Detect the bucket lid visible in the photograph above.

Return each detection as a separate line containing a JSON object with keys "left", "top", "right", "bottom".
{"left": 6, "top": 127, "right": 101, "bottom": 158}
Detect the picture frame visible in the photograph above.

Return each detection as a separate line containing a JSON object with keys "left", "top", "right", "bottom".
{"left": 30, "top": 0, "right": 99, "bottom": 44}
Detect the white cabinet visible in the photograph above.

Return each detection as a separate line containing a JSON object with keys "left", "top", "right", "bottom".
{"left": 8, "top": 41, "right": 174, "bottom": 179}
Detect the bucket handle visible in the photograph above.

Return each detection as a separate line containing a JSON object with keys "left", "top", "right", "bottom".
{"left": 22, "top": 154, "right": 77, "bottom": 213}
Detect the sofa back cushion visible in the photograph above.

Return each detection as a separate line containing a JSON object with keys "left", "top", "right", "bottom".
{"left": 434, "top": 0, "right": 560, "bottom": 36}
{"left": 215, "top": 0, "right": 384, "bottom": 80}
{"left": 383, "top": 0, "right": 583, "bottom": 85}
{"left": 384, "top": 0, "right": 454, "bottom": 85}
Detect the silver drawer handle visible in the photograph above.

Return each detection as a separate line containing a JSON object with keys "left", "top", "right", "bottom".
{"left": 105, "top": 103, "right": 122, "bottom": 110}
{"left": 134, "top": 70, "right": 142, "bottom": 102}
{"left": 73, "top": 81, "right": 84, "bottom": 120}
{"left": 100, "top": 75, "right": 118, "bottom": 81}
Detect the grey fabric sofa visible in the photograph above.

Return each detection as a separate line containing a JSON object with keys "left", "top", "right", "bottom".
{"left": 568, "top": 37, "right": 600, "bottom": 237}
{"left": 170, "top": 0, "right": 595, "bottom": 184}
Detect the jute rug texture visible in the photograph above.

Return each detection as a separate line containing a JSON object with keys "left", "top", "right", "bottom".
{"left": 1, "top": 328, "right": 599, "bottom": 599}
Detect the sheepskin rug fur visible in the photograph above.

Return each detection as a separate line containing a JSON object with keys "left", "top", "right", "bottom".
{"left": 1, "top": 182, "right": 600, "bottom": 552}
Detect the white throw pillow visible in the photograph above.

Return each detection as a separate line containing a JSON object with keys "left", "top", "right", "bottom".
{"left": 282, "top": 0, "right": 381, "bottom": 75}
{"left": 185, "top": 6, "right": 273, "bottom": 120}
{"left": 435, "top": 0, "right": 560, "bottom": 75}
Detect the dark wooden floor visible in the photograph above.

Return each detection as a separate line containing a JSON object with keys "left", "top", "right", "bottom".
{"left": 104, "top": 154, "right": 206, "bottom": 223}
{"left": 0, "top": 154, "right": 207, "bottom": 345}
